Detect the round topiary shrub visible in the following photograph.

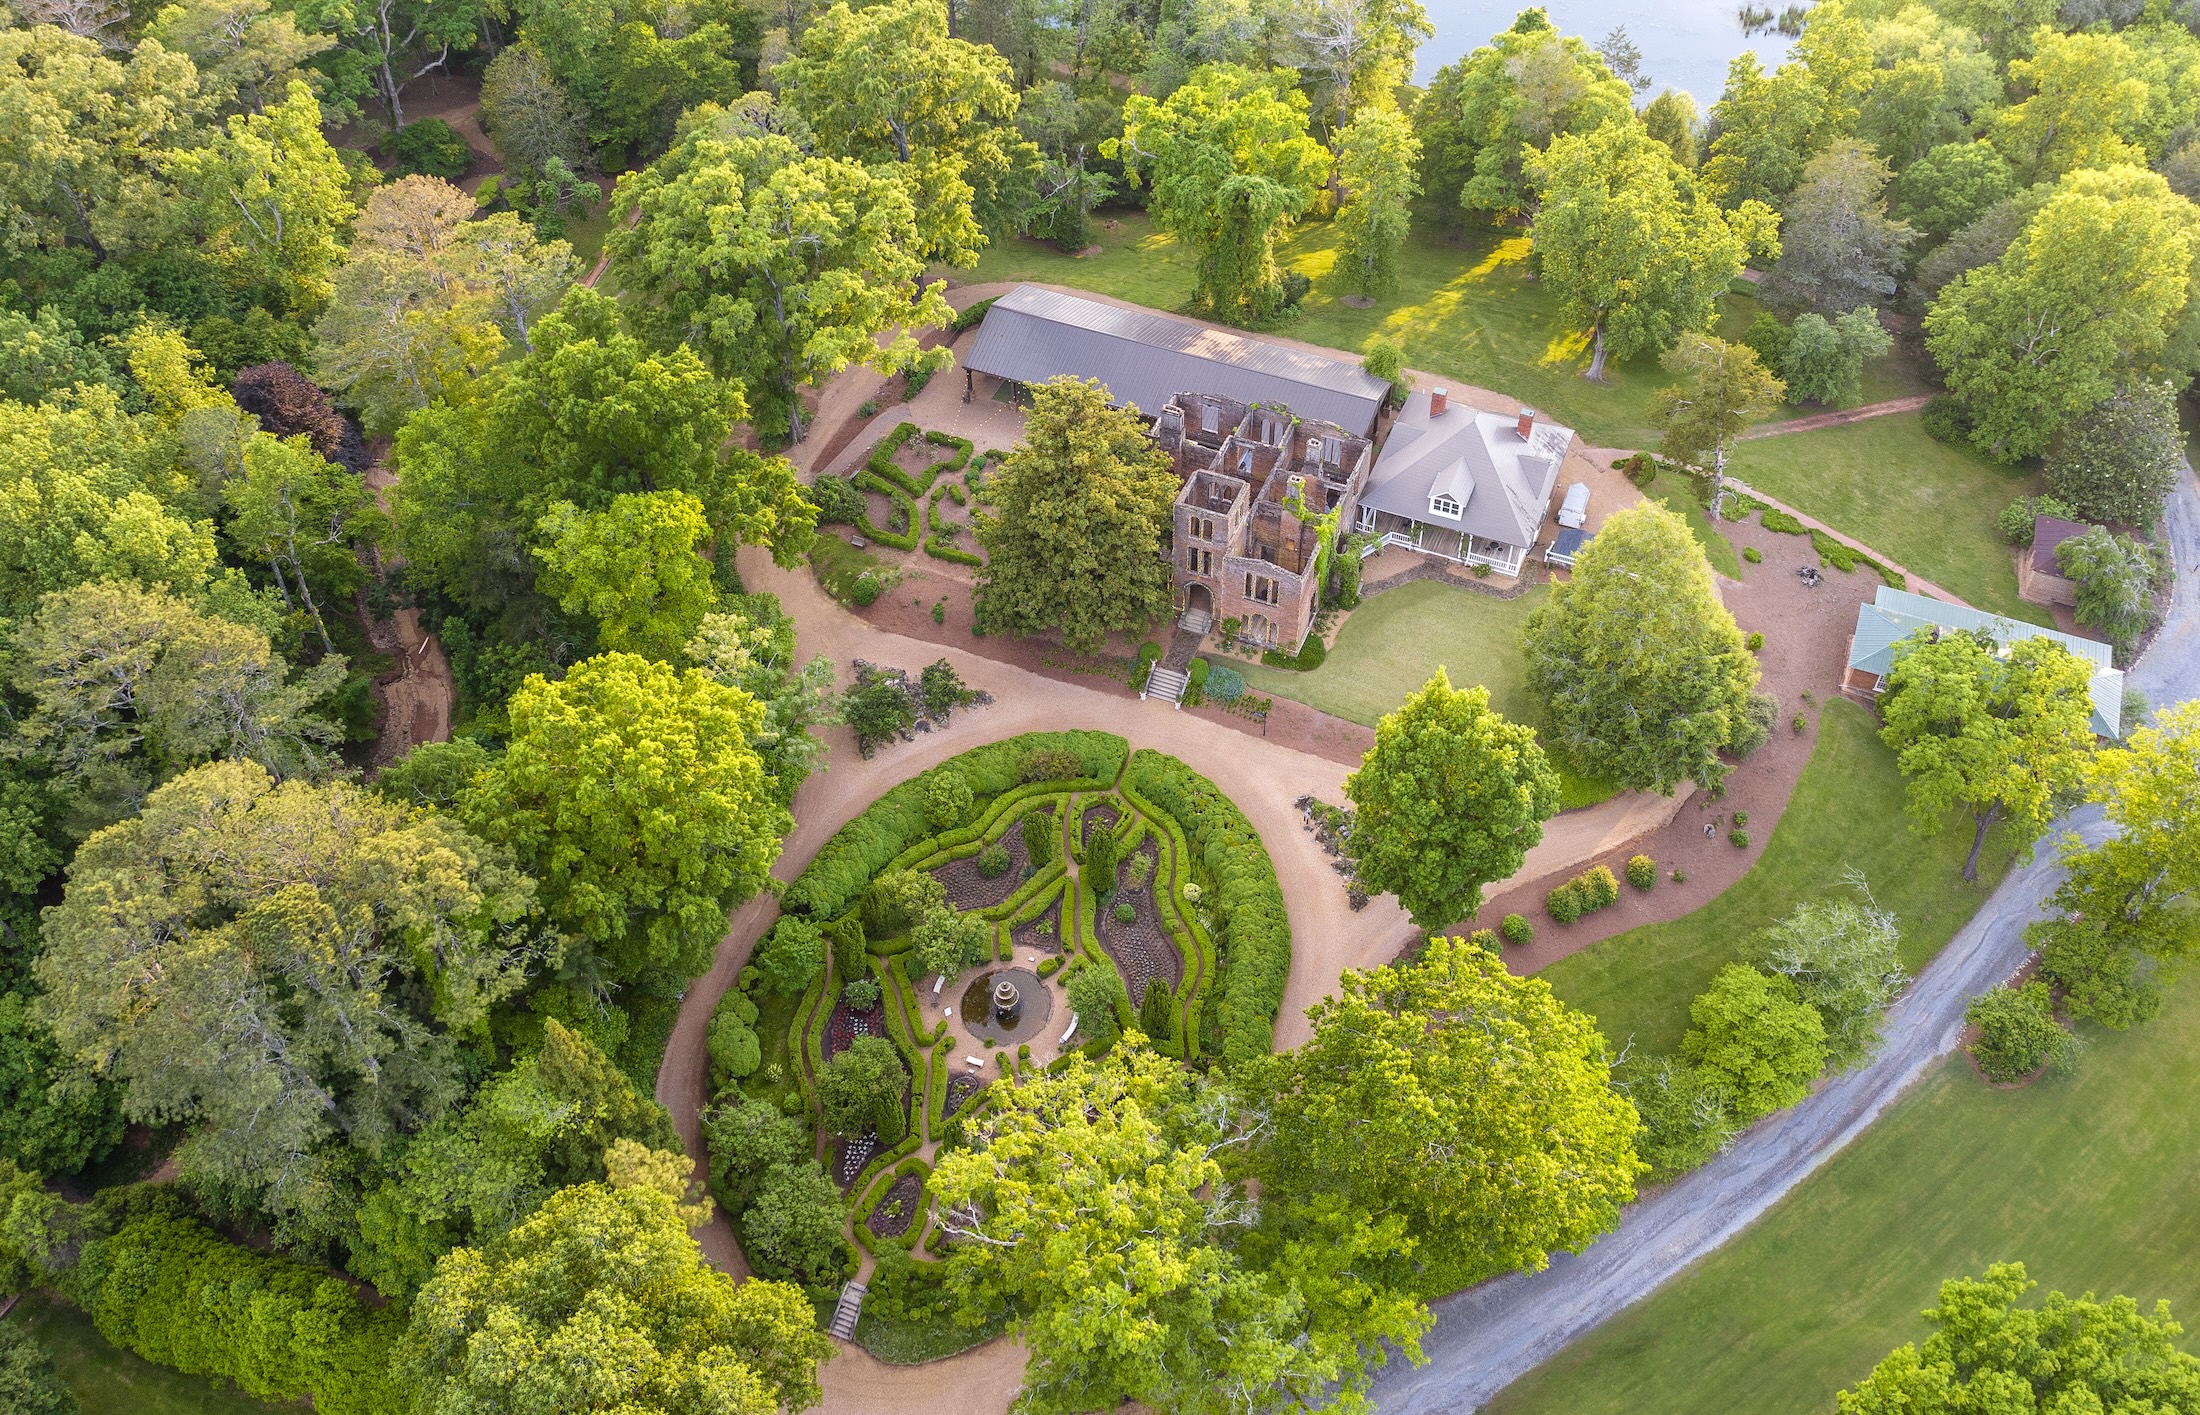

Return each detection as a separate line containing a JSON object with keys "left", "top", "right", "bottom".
{"left": 1113, "top": 898, "right": 1135, "bottom": 924}
{"left": 1729, "top": 829, "right": 1751, "bottom": 849}
{"left": 1583, "top": 864, "right": 1620, "bottom": 909}
{"left": 1501, "top": 912, "right": 1533, "bottom": 945}
{"left": 1671, "top": 868, "right": 1688, "bottom": 884}
{"left": 1547, "top": 881, "right": 1584, "bottom": 925}
{"left": 1626, "top": 855, "right": 1656, "bottom": 890}
{"left": 1746, "top": 631, "right": 1765, "bottom": 651}
{"left": 1966, "top": 981, "right": 2074, "bottom": 1081}
{"left": 394, "top": 118, "right": 471, "bottom": 178}
{"left": 851, "top": 571, "right": 884, "bottom": 607}
{"left": 842, "top": 977, "right": 881, "bottom": 1010}
{"left": 1733, "top": 811, "right": 1750, "bottom": 828}
{"left": 1743, "top": 546, "right": 1763, "bottom": 564}
{"left": 1468, "top": 927, "right": 1500, "bottom": 949}
{"left": 977, "top": 842, "right": 1011, "bottom": 878}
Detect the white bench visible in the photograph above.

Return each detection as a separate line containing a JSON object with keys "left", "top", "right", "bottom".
{"left": 1060, "top": 1012, "right": 1078, "bottom": 1044}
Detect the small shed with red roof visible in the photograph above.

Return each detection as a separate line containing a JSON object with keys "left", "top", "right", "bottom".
{"left": 2018, "top": 515, "right": 2089, "bottom": 608}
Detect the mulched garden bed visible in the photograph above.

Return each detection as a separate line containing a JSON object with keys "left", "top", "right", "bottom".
{"left": 931, "top": 825, "right": 1029, "bottom": 911}
{"left": 825, "top": 994, "right": 888, "bottom": 1061}
{"left": 1078, "top": 801, "right": 1120, "bottom": 852}
{"left": 866, "top": 1174, "right": 925, "bottom": 1238}
{"left": 1098, "top": 842, "right": 1182, "bottom": 1005}
{"left": 1012, "top": 912, "right": 1063, "bottom": 955}
{"left": 942, "top": 1073, "right": 986, "bottom": 1118}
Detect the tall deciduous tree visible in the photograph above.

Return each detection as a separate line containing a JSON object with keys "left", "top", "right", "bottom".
{"left": 1259, "top": 935, "right": 1642, "bottom": 1297}
{"left": 1679, "top": 964, "right": 1827, "bottom": 1121}
{"left": 1759, "top": 141, "right": 1915, "bottom": 317}
{"left": 165, "top": 81, "right": 356, "bottom": 316}
{"left": 1894, "top": 141, "right": 2014, "bottom": 242}
{"left": 1749, "top": 895, "right": 1907, "bottom": 1070}
{"left": 1526, "top": 122, "right": 1778, "bottom": 380}
{"left": 1652, "top": 332, "right": 1785, "bottom": 468}
{"left": 147, "top": 0, "right": 331, "bottom": 117}
{"left": 773, "top": 0, "right": 1035, "bottom": 267}
{"left": 2056, "top": 527, "right": 2160, "bottom": 660}
{"left": 1877, "top": 629, "right": 2097, "bottom": 880}
{"left": 478, "top": 41, "right": 588, "bottom": 185}
{"left": 222, "top": 431, "right": 380, "bottom": 653}
{"left": 2045, "top": 381, "right": 2184, "bottom": 530}
{"left": 1110, "top": 64, "right": 1332, "bottom": 320}
{"left": 2033, "top": 703, "right": 2200, "bottom": 1025}
{"left": 1344, "top": 668, "right": 1559, "bottom": 931}
{"left": 1837, "top": 1265, "right": 2200, "bottom": 1415}
{"left": 931, "top": 1040, "right": 1430, "bottom": 1414}
{"left": 312, "top": 250, "right": 505, "bottom": 436}
{"left": 1411, "top": 11, "right": 1633, "bottom": 222}
{"left": 461, "top": 653, "right": 791, "bottom": 988}
{"left": 611, "top": 121, "right": 950, "bottom": 443}
{"left": 815, "top": 1034, "right": 907, "bottom": 1144}
{"left": 1291, "top": 0, "right": 1433, "bottom": 131}
{"left": 37, "top": 761, "right": 545, "bottom": 1220}
{"left": 397, "top": 1181, "right": 833, "bottom": 1415}
{"left": 1524, "top": 501, "right": 1766, "bottom": 794}
{"left": 975, "top": 377, "right": 1180, "bottom": 652}
{"left": 1334, "top": 105, "right": 1420, "bottom": 301}
{"left": 1701, "top": 51, "right": 1824, "bottom": 209}
{"left": 1993, "top": 29, "right": 2148, "bottom": 183}
{"left": 1923, "top": 165, "right": 2200, "bottom": 463}
{"left": 1778, "top": 308, "right": 1891, "bottom": 409}
{"left": 532, "top": 491, "right": 718, "bottom": 660}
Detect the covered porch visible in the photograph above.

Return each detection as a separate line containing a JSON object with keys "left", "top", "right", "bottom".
{"left": 1361, "top": 518, "right": 1528, "bottom": 576}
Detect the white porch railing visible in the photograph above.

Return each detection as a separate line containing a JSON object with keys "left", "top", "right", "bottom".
{"left": 1375, "top": 529, "right": 1526, "bottom": 576}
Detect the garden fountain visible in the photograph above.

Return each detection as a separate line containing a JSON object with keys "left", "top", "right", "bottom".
{"left": 992, "top": 977, "right": 1022, "bottom": 1026}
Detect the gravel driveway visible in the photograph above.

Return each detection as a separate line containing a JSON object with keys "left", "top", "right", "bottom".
{"left": 1371, "top": 465, "right": 2200, "bottom": 1414}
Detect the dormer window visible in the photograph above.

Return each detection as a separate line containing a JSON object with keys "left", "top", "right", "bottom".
{"left": 1431, "top": 492, "right": 1461, "bottom": 518}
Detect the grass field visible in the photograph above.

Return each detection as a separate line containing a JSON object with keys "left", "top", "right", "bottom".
{"left": 1492, "top": 977, "right": 2200, "bottom": 1415}
{"left": 964, "top": 213, "right": 1723, "bottom": 449}
{"left": 1636, "top": 469, "right": 1744, "bottom": 579}
{"left": 1541, "top": 698, "right": 2018, "bottom": 1058}
{"left": 1726, "top": 414, "right": 2045, "bottom": 623}
{"left": 1235, "top": 580, "right": 1615, "bottom": 808}
{"left": 13, "top": 1296, "right": 280, "bottom": 1414}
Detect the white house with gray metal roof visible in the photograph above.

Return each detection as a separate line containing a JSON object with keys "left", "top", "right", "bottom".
{"left": 1351, "top": 388, "right": 1574, "bottom": 575}
{"left": 961, "top": 285, "right": 1391, "bottom": 437}
{"left": 1843, "top": 585, "right": 2124, "bottom": 738}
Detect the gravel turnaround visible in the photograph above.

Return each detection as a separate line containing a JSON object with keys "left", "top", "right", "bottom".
{"left": 1374, "top": 466, "right": 2200, "bottom": 1415}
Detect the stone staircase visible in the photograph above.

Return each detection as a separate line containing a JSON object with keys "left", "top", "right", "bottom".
{"left": 1179, "top": 605, "right": 1213, "bottom": 637}
{"left": 828, "top": 1278, "right": 867, "bottom": 1340}
{"left": 1143, "top": 665, "right": 1189, "bottom": 705}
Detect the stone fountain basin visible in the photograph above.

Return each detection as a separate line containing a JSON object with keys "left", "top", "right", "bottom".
{"left": 959, "top": 966, "right": 1053, "bottom": 1048}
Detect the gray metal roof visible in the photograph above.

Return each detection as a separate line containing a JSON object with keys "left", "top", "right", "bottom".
{"left": 1547, "top": 526, "right": 1591, "bottom": 564}
{"left": 1357, "top": 394, "right": 1570, "bottom": 548}
{"left": 1846, "top": 586, "right": 2122, "bottom": 737}
{"left": 962, "top": 285, "right": 1390, "bottom": 437}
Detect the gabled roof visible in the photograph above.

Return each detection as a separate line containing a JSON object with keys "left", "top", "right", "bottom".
{"left": 962, "top": 285, "right": 1390, "bottom": 436}
{"left": 1356, "top": 394, "right": 1571, "bottom": 549}
{"left": 2030, "top": 516, "right": 2091, "bottom": 575}
{"left": 1846, "top": 586, "right": 2123, "bottom": 737}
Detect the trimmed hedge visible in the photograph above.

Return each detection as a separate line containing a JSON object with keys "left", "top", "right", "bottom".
{"left": 788, "top": 733, "right": 1128, "bottom": 919}
{"left": 952, "top": 297, "right": 998, "bottom": 332}
{"left": 88, "top": 1215, "right": 405, "bottom": 1415}
{"left": 852, "top": 470, "right": 920, "bottom": 549}
{"left": 1121, "top": 750, "right": 1289, "bottom": 1066}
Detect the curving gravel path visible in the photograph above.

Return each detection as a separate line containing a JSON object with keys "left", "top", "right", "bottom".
{"left": 1369, "top": 464, "right": 2200, "bottom": 1414}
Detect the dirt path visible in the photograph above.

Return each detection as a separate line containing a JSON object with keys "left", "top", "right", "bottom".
{"left": 360, "top": 463, "right": 455, "bottom": 768}
{"left": 1742, "top": 395, "right": 1932, "bottom": 440}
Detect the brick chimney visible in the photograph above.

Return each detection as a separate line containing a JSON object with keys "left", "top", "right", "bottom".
{"left": 1430, "top": 386, "right": 1449, "bottom": 417}
{"left": 1516, "top": 406, "right": 1536, "bottom": 440}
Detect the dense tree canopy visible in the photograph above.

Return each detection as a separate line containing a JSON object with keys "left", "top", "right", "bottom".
{"left": 1344, "top": 668, "right": 1560, "bottom": 930}
{"left": 1525, "top": 502, "right": 1767, "bottom": 794}
{"left": 1258, "top": 936, "right": 1643, "bottom": 1297}
{"left": 975, "top": 376, "right": 1181, "bottom": 651}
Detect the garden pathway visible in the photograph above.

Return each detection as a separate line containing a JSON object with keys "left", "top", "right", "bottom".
{"left": 1366, "top": 464, "right": 2200, "bottom": 1414}
{"left": 1741, "top": 395, "right": 1933, "bottom": 440}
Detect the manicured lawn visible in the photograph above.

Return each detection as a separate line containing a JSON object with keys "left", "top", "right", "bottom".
{"left": 13, "top": 1295, "right": 282, "bottom": 1414}
{"left": 1491, "top": 979, "right": 2200, "bottom": 1415}
{"left": 1540, "top": 698, "right": 2018, "bottom": 1058}
{"left": 1637, "top": 469, "right": 1744, "bottom": 580}
{"left": 1725, "top": 413, "right": 2047, "bottom": 624}
{"left": 1235, "top": 580, "right": 1615, "bottom": 808}
{"left": 964, "top": 213, "right": 1728, "bottom": 449}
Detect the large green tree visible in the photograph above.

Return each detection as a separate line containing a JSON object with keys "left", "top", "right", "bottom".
{"left": 2044, "top": 381, "right": 2184, "bottom": 530}
{"left": 1524, "top": 501, "right": 1766, "bottom": 794}
{"left": 1923, "top": 164, "right": 2200, "bottom": 462}
{"left": 815, "top": 1034, "right": 907, "bottom": 1145}
{"left": 1109, "top": 64, "right": 1331, "bottom": 319}
{"left": 2034, "top": 703, "right": 2200, "bottom": 1025}
{"left": 1526, "top": 121, "right": 1777, "bottom": 380}
{"left": 221, "top": 430, "right": 380, "bottom": 654}
{"left": 1679, "top": 964, "right": 1828, "bottom": 1122}
{"left": 1334, "top": 105, "right": 1420, "bottom": 301}
{"left": 397, "top": 1181, "right": 834, "bottom": 1415}
{"left": 532, "top": 491, "right": 718, "bottom": 660}
{"left": 930, "top": 1040, "right": 1430, "bottom": 1415}
{"left": 1758, "top": 141, "right": 1915, "bottom": 318}
{"left": 975, "top": 376, "right": 1181, "bottom": 653}
{"left": 611, "top": 119, "right": 950, "bottom": 443}
{"left": 37, "top": 761, "right": 545, "bottom": 1222}
{"left": 1651, "top": 332, "right": 1785, "bottom": 470}
{"left": 1993, "top": 29, "right": 2149, "bottom": 183}
{"left": 1412, "top": 10, "right": 1633, "bottom": 221}
{"left": 1838, "top": 1264, "right": 2200, "bottom": 1414}
{"left": 1877, "top": 629, "right": 2097, "bottom": 881}
{"left": 2056, "top": 527, "right": 2160, "bottom": 658}
{"left": 1343, "top": 668, "right": 1560, "bottom": 931}
{"left": 461, "top": 653, "right": 791, "bottom": 988}
{"left": 1258, "top": 935, "right": 1643, "bottom": 1297}
{"left": 773, "top": 0, "right": 1035, "bottom": 267}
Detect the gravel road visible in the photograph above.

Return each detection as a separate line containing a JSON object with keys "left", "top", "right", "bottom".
{"left": 1371, "top": 466, "right": 2200, "bottom": 1414}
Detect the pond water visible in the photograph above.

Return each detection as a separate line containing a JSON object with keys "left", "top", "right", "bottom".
{"left": 1416, "top": 0, "right": 1794, "bottom": 107}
